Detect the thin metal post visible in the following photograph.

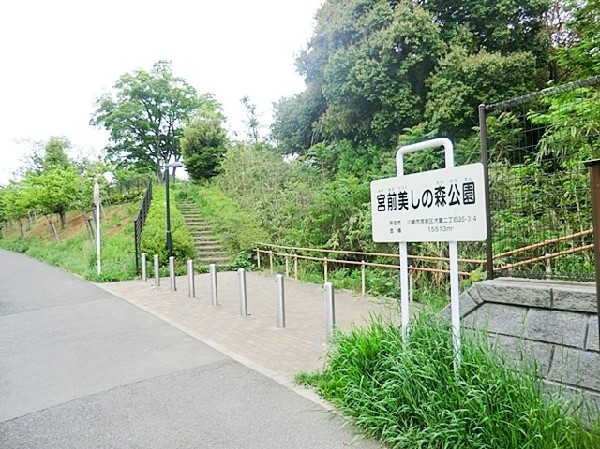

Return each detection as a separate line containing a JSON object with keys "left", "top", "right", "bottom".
{"left": 276, "top": 274, "right": 285, "bottom": 328}
{"left": 479, "top": 104, "right": 494, "bottom": 280}
{"left": 361, "top": 260, "right": 366, "bottom": 297}
{"left": 187, "top": 259, "right": 195, "bottom": 298}
{"left": 584, "top": 159, "right": 600, "bottom": 350}
{"left": 165, "top": 167, "right": 173, "bottom": 259}
{"left": 256, "top": 248, "right": 261, "bottom": 269}
{"left": 324, "top": 282, "right": 336, "bottom": 343}
{"left": 323, "top": 257, "right": 328, "bottom": 283}
{"left": 141, "top": 253, "right": 147, "bottom": 282}
{"left": 238, "top": 268, "right": 248, "bottom": 316}
{"left": 409, "top": 265, "right": 414, "bottom": 303}
{"left": 169, "top": 256, "right": 176, "bottom": 292}
{"left": 210, "top": 263, "right": 218, "bottom": 306}
{"left": 269, "top": 251, "right": 274, "bottom": 274}
{"left": 293, "top": 254, "right": 298, "bottom": 280}
{"left": 285, "top": 255, "right": 290, "bottom": 278}
{"left": 154, "top": 254, "right": 160, "bottom": 287}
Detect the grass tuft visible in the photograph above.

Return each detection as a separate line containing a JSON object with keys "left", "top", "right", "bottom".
{"left": 303, "top": 315, "right": 600, "bottom": 448}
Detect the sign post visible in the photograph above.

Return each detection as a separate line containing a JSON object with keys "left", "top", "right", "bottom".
{"left": 371, "top": 138, "right": 487, "bottom": 369}
{"left": 93, "top": 180, "right": 101, "bottom": 276}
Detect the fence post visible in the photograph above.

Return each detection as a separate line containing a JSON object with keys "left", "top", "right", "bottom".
{"left": 154, "top": 254, "right": 160, "bottom": 287}
{"left": 210, "top": 263, "right": 218, "bottom": 306}
{"left": 276, "top": 274, "right": 285, "bottom": 328}
{"left": 256, "top": 248, "right": 261, "bottom": 269}
{"left": 479, "top": 103, "right": 495, "bottom": 280}
{"left": 141, "top": 253, "right": 147, "bottom": 282}
{"left": 584, "top": 158, "right": 600, "bottom": 351}
{"left": 323, "top": 257, "right": 328, "bottom": 283}
{"left": 285, "top": 254, "right": 290, "bottom": 278}
{"left": 238, "top": 268, "right": 248, "bottom": 316}
{"left": 545, "top": 254, "right": 552, "bottom": 278}
{"left": 169, "top": 256, "right": 176, "bottom": 292}
{"left": 294, "top": 254, "right": 298, "bottom": 280}
{"left": 324, "top": 282, "right": 336, "bottom": 343}
{"left": 361, "top": 260, "right": 366, "bottom": 297}
{"left": 269, "top": 251, "right": 274, "bottom": 274}
{"left": 187, "top": 259, "right": 195, "bottom": 298}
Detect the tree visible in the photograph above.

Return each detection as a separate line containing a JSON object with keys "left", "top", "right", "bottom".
{"left": 555, "top": 0, "right": 600, "bottom": 78}
{"left": 25, "top": 166, "right": 83, "bottom": 234}
{"left": 91, "top": 61, "right": 208, "bottom": 180}
{"left": 418, "top": 0, "right": 550, "bottom": 59}
{"left": 425, "top": 47, "right": 538, "bottom": 138}
{"left": 240, "top": 96, "right": 261, "bottom": 143}
{"left": 284, "top": 0, "right": 445, "bottom": 149}
{"left": 180, "top": 116, "right": 229, "bottom": 182}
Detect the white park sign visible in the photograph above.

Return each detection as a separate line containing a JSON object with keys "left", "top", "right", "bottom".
{"left": 370, "top": 163, "right": 487, "bottom": 242}
{"left": 371, "top": 138, "right": 488, "bottom": 370}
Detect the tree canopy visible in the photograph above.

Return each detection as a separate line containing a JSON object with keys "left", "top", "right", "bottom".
{"left": 272, "top": 0, "right": 554, "bottom": 155}
{"left": 91, "top": 61, "right": 216, "bottom": 180}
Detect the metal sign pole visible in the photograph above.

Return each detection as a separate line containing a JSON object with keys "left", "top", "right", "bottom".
{"left": 396, "top": 138, "right": 461, "bottom": 366}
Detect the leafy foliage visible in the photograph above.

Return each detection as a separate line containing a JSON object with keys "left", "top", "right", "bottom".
{"left": 91, "top": 61, "right": 217, "bottom": 179}
{"left": 140, "top": 186, "right": 195, "bottom": 268}
{"left": 181, "top": 116, "right": 229, "bottom": 182}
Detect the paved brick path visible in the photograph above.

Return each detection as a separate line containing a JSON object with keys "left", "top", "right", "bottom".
{"left": 99, "top": 271, "right": 399, "bottom": 383}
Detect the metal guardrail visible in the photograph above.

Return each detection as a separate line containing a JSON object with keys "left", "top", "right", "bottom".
{"left": 134, "top": 181, "right": 153, "bottom": 275}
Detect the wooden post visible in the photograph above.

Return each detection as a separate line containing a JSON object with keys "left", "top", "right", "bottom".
{"left": 361, "top": 260, "right": 366, "bottom": 297}
{"left": 294, "top": 254, "right": 298, "bottom": 280}
{"left": 584, "top": 159, "right": 600, "bottom": 350}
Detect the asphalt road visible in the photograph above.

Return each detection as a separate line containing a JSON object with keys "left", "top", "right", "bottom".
{"left": 0, "top": 250, "right": 378, "bottom": 448}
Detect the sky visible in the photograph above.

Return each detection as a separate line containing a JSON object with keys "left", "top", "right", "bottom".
{"left": 0, "top": 0, "right": 324, "bottom": 184}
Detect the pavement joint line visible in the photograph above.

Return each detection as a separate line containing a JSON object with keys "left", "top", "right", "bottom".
{"left": 103, "top": 286, "right": 336, "bottom": 413}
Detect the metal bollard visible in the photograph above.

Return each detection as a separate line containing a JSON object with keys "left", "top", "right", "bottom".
{"left": 187, "top": 259, "right": 195, "bottom": 298}
{"left": 238, "top": 268, "right": 248, "bottom": 316}
{"left": 210, "top": 264, "right": 218, "bottom": 306}
{"left": 141, "top": 253, "right": 147, "bottom": 282}
{"left": 154, "top": 254, "right": 160, "bottom": 287}
{"left": 324, "top": 282, "right": 336, "bottom": 343}
{"left": 323, "top": 257, "right": 328, "bottom": 283}
{"left": 276, "top": 274, "right": 285, "bottom": 328}
{"left": 169, "top": 256, "right": 176, "bottom": 292}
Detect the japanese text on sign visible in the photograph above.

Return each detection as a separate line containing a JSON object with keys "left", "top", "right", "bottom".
{"left": 370, "top": 163, "right": 487, "bottom": 242}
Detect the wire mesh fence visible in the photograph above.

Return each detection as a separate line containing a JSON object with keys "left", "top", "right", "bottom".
{"left": 481, "top": 76, "right": 600, "bottom": 281}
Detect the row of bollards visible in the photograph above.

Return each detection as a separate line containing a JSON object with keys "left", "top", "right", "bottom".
{"left": 140, "top": 253, "right": 336, "bottom": 341}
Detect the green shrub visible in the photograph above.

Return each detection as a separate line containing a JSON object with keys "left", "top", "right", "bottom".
{"left": 192, "top": 185, "right": 268, "bottom": 257}
{"left": 140, "top": 186, "right": 195, "bottom": 269}
{"left": 300, "top": 315, "right": 600, "bottom": 448}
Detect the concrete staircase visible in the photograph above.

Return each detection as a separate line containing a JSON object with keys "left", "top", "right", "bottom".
{"left": 178, "top": 201, "right": 230, "bottom": 266}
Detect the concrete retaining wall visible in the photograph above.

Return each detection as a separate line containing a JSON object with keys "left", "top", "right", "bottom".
{"left": 444, "top": 278, "right": 600, "bottom": 412}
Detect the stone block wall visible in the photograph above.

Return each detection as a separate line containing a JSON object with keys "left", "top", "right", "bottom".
{"left": 444, "top": 278, "right": 600, "bottom": 412}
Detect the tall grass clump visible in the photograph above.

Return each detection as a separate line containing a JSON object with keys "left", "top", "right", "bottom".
{"left": 300, "top": 315, "right": 599, "bottom": 448}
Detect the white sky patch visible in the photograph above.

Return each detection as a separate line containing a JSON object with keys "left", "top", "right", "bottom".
{"left": 0, "top": 0, "right": 323, "bottom": 184}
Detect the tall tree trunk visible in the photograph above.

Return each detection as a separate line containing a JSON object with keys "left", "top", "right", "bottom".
{"left": 45, "top": 215, "right": 60, "bottom": 242}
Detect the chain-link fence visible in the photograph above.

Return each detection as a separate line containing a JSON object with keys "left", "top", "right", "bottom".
{"left": 480, "top": 76, "right": 600, "bottom": 281}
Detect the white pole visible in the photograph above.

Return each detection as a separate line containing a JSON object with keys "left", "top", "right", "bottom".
{"left": 96, "top": 200, "right": 101, "bottom": 275}
{"left": 141, "top": 253, "right": 147, "bottom": 282}
{"left": 187, "top": 259, "right": 195, "bottom": 298}
{"left": 276, "top": 274, "right": 285, "bottom": 328}
{"left": 210, "top": 264, "right": 218, "bottom": 306}
{"left": 324, "top": 282, "right": 336, "bottom": 342}
{"left": 238, "top": 268, "right": 248, "bottom": 316}
{"left": 169, "top": 256, "right": 176, "bottom": 292}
